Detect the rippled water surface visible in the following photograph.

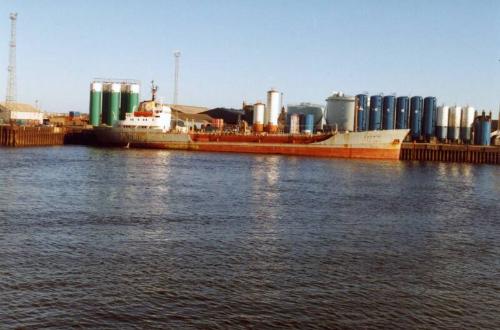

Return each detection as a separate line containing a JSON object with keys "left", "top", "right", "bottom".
{"left": 0, "top": 146, "right": 499, "bottom": 328}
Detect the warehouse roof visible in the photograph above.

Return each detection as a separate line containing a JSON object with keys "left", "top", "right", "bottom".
{"left": 172, "top": 110, "right": 212, "bottom": 123}
{"left": 0, "top": 102, "right": 41, "bottom": 113}
{"left": 168, "top": 104, "right": 208, "bottom": 114}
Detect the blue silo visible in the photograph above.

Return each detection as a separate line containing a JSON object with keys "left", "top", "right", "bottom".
{"left": 423, "top": 97, "right": 437, "bottom": 141}
{"left": 410, "top": 96, "right": 423, "bottom": 140}
{"left": 355, "top": 94, "right": 368, "bottom": 131}
{"left": 382, "top": 95, "right": 396, "bottom": 130}
{"left": 304, "top": 113, "right": 314, "bottom": 133}
{"left": 369, "top": 95, "right": 382, "bottom": 130}
{"left": 474, "top": 113, "right": 492, "bottom": 146}
{"left": 396, "top": 96, "right": 409, "bottom": 129}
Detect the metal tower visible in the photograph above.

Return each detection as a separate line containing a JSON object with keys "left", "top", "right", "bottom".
{"left": 173, "top": 51, "right": 181, "bottom": 105}
{"left": 6, "top": 13, "right": 17, "bottom": 104}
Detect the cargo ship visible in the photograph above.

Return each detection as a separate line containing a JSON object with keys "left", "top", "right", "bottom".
{"left": 92, "top": 101, "right": 408, "bottom": 160}
{"left": 90, "top": 82, "right": 409, "bottom": 160}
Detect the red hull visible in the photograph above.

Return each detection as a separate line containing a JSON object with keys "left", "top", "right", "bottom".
{"left": 130, "top": 141, "right": 401, "bottom": 160}
{"left": 189, "top": 133, "right": 332, "bottom": 144}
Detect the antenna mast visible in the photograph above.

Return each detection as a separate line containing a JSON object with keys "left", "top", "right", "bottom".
{"left": 173, "top": 51, "right": 181, "bottom": 105}
{"left": 6, "top": 12, "right": 17, "bottom": 104}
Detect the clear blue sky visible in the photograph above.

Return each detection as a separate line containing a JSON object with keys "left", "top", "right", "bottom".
{"left": 1, "top": 0, "right": 499, "bottom": 117}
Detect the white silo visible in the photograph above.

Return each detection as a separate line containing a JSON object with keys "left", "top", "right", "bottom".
{"left": 253, "top": 102, "right": 265, "bottom": 133}
{"left": 447, "top": 106, "right": 461, "bottom": 141}
{"left": 266, "top": 89, "right": 280, "bottom": 133}
{"left": 460, "top": 106, "right": 475, "bottom": 143}
{"left": 325, "top": 91, "right": 356, "bottom": 131}
{"left": 436, "top": 105, "right": 449, "bottom": 141}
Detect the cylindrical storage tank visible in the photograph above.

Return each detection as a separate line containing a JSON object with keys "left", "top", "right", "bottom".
{"left": 289, "top": 113, "right": 300, "bottom": 134}
{"left": 101, "top": 83, "right": 112, "bottom": 126}
{"left": 474, "top": 114, "right": 492, "bottom": 146}
{"left": 447, "top": 106, "right": 461, "bottom": 141}
{"left": 109, "top": 83, "right": 121, "bottom": 126}
{"left": 266, "top": 89, "right": 280, "bottom": 133}
{"left": 103, "top": 83, "right": 121, "bottom": 126}
{"left": 410, "top": 96, "right": 423, "bottom": 140}
{"left": 119, "top": 84, "right": 129, "bottom": 120}
{"left": 298, "top": 113, "right": 306, "bottom": 132}
{"left": 325, "top": 92, "right": 355, "bottom": 131}
{"left": 252, "top": 102, "right": 265, "bottom": 132}
{"left": 436, "top": 105, "right": 449, "bottom": 141}
{"left": 304, "top": 113, "right": 314, "bottom": 134}
{"left": 355, "top": 94, "right": 368, "bottom": 131}
{"left": 128, "top": 84, "right": 140, "bottom": 113}
{"left": 423, "top": 97, "right": 437, "bottom": 140}
{"left": 396, "top": 96, "right": 409, "bottom": 129}
{"left": 382, "top": 95, "right": 396, "bottom": 130}
{"left": 460, "top": 106, "right": 475, "bottom": 143}
{"left": 89, "top": 82, "right": 102, "bottom": 126}
{"left": 369, "top": 95, "right": 382, "bottom": 130}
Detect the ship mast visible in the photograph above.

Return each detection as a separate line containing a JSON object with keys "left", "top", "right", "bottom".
{"left": 151, "top": 80, "right": 158, "bottom": 102}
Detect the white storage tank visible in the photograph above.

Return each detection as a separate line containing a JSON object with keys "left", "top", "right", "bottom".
{"left": 325, "top": 91, "right": 356, "bottom": 131}
{"left": 436, "top": 105, "right": 449, "bottom": 141}
{"left": 460, "top": 106, "right": 475, "bottom": 143}
{"left": 447, "top": 106, "right": 461, "bottom": 141}
{"left": 253, "top": 102, "right": 265, "bottom": 133}
{"left": 266, "top": 89, "right": 280, "bottom": 133}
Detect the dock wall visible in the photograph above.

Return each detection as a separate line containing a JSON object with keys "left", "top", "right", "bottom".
{"left": 0, "top": 125, "right": 65, "bottom": 147}
{"left": 401, "top": 143, "right": 500, "bottom": 165}
{"left": 2, "top": 125, "right": 499, "bottom": 165}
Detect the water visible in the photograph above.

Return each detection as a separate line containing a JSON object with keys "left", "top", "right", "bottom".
{"left": 0, "top": 146, "right": 499, "bottom": 329}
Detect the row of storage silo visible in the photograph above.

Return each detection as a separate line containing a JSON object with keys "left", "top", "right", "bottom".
{"left": 89, "top": 81, "right": 140, "bottom": 126}
{"left": 352, "top": 94, "right": 438, "bottom": 139}
{"left": 435, "top": 105, "right": 475, "bottom": 142}
{"left": 325, "top": 92, "right": 491, "bottom": 145}
{"left": 252, "top": 89, "right": 281, "bottom": 133}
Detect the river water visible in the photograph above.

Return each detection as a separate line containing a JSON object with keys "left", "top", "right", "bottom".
{"left": 0, "top": 146, "right": 499, "bottom": 329}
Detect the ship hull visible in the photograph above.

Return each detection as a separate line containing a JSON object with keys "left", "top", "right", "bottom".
{"left": 93, "top": 127, "right": 409, "bottom": 160}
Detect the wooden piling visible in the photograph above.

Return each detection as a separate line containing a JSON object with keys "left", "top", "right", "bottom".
{"left": 401, "top": 142, "right": 500, "bottom": 165}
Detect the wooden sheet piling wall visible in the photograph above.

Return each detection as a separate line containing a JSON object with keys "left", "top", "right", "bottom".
{"left": 0, "top": 125, "right": 65, "bottom": 147}
{"left": 401, "top": 143, "right": 500, "bottom": 165}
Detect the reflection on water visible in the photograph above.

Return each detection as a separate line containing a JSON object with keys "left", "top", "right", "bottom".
{"left": 0, "top": 147, "right": 499, "bottom": 328}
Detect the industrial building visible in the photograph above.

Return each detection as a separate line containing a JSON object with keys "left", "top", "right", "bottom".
{"left": 0, "top": 102, "right": 43, "bottom": 125}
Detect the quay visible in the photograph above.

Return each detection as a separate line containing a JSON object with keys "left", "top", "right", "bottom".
{"left": 0, "top": 125, "right": 65, "bottom": 147}
{"left": 401, "top": 142, "right": 500, "bottom": 165}
{"left": 1, "top": 124, "right": 499, "bottom": 165}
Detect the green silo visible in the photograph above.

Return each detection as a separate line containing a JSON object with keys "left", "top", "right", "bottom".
{"left": 128, "top": 84, "right": 140, "bottom": 113}
{"left": 89, "top": 82, "right": 102, "bottom": 126}
{"left": 120, "top": 84, "right": 129, "bottom": 120}
{"left": 102, "top": 83, "right": 111, "bottom": 125}
{"left": 109, "top": 83, "right": 121, "bottom": 125}
{"left": 102, "top": 83, "right": 121, "bottom": 126}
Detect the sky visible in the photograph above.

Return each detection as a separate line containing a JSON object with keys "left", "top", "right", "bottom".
{"left": 0, "top": 0, "right": 499, "bottom": 117}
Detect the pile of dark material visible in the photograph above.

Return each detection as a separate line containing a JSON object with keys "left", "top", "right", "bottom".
{"left": 203, "top": 108, "right": 244, "bottom": 125}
